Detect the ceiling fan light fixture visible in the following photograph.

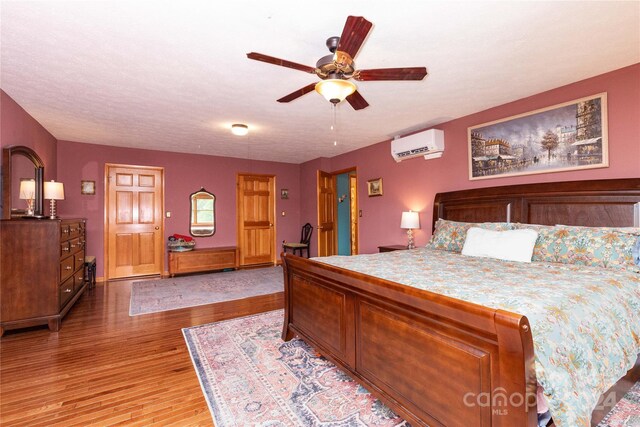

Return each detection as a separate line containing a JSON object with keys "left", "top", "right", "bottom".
{"left": 231, "top": 124, "right": 249, "bottom": 136}
{"left": 315, "top": 79, "right": 356, "bottom": 104}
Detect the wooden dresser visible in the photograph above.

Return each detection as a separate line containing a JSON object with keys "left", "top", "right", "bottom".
{"left": 0, "top": 218, "right": 87, "bottom": 336}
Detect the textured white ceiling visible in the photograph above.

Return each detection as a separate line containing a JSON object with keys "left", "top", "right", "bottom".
{"left": 1, "top": 1, "right": 639, "bottom": 164}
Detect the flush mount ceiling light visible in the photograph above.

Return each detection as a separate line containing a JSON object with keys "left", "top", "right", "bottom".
{"left": 315, "top": 78, "right": 357, "bottom": 104}
{"left": 231, "top": 124, "right": 249, "bottom": 136}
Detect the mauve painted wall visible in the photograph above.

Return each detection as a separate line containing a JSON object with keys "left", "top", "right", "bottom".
{"left": 1, "top": 90, "right": 58, "bottom": 214}
{"left": 303, "top": 64, "right": 640, "bottom": 256}
{"left": 56, "top": 140, "right": 301, "bottom": 277}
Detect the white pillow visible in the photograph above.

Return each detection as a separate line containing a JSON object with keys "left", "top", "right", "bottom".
{"left": 461, "top": 227, "right": 539, "bottom": 263}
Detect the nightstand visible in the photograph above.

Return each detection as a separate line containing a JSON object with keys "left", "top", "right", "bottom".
{"left": 378, "top": 245, "right": 408, "bottom": 253}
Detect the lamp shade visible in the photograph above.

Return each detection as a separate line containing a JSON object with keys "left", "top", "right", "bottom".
{"left": 401, "top": 211, "right": 420, "bottom": 229}
{"left": 19, "top": 179, "right": 36, "bottom": 200}
{"left": 44, "top": 180, "right": 65, "bottom": 200}
{"left": 315, "top": 79, "right": 356, "bottom": 104}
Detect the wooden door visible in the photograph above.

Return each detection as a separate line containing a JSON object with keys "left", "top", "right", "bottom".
{"left": 317, "top": 170, "right": 336, "bottom": 257}
{"left": 106, "top": 165, "right": 164, "bottom": 279}
{"left": 349, "top": 174, "right": 359, "bottom": 255}
{"left": 237, "top": 174, "right": 276, "bottom": 266}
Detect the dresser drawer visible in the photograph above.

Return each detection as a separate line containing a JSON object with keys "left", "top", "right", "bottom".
{"left": 60, "top": 224, "right": 71, "bottom": 239}
{"left": 69, "top": 223, "right": 81, "bottom": 239}
{"left": 60, "top": 241, "right": 71, "bottom": 258}
{"left": 74, "top": 271, "right": 86, "bottom": 292}
{"left": 74, "top": 250, "right": 85, "bottom": 271}
{"left": 60, "top": 256, "right": 75, "bottom": 282}
{"left": 59, "top": 277, "right": 74, "bottom": 308}
{"left": 69, "top": 238, "right": 81, "bottom": 254}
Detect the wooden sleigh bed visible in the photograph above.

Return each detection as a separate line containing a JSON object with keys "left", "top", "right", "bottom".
{"left": 281, "top": 178, "right": 640, "bottom": 427}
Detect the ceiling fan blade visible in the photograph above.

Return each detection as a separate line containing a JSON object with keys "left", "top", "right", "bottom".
{"left": 355, "top": 67, "right": 428, "bottom": 81}
{"left": 346, "top": 90, "right": 369, "bottom": 110}
{"left": 336, "top": 16, "right": 373, "bottom": 60}
{"left": 247, "top": 52, "right": 316, "bottom": 74}
{"left": 277, "top": 83, "right": 318, "bottom": 103}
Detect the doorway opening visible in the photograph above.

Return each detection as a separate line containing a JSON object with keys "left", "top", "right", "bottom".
{"left": 317, "top": 167, "right": 358, "bottom": 257}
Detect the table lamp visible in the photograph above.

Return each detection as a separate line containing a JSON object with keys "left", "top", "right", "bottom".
{"left": 401, "top": 211, "right": 420, "bottom": 249}
{"left": 44, "top": 180, "right": 65, "bottom": 219}
{"left": 19, "top": 179, "right": 36, "bottom": 216}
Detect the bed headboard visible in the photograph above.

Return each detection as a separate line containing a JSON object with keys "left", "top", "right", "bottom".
{"left": 433, "top": 178, "right": 640, "bottom": 230}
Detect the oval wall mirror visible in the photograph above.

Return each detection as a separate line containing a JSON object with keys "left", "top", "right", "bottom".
{"left": 189, "top": 188, "right": 215, "bottom": 237}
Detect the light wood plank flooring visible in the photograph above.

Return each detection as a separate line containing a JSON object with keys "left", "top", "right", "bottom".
{"left": 0, "top": 277, "right": 284, "bottom": 426}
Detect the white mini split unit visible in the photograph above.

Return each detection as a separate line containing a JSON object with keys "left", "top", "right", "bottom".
{"left": 391, "top": 129, "right": 445, "bottom": 162}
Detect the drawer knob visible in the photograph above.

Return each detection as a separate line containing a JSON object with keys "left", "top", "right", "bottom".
{"left": 62, "top": 229, "right": 69, "bottom": 234}
{"left": 77, "top": 276, "right": 84, "bottom": 281}
{"left": 70, "top": 228, "right": 76, "bottom": 232}
{"left": 65, "top": 266, "right": 72, "bottom": 270}
{"left": 63, "top": 247, "right": 70, "bottom": 252}
{"left": 64, "top": 288, "right": 72, "bottom": 293}
{"left": 70, "top": 244, "right": 76, "bottom": 248}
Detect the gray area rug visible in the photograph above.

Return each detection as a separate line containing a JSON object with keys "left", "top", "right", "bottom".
{"left": 129, "top": 266, "right": 283, "bottom": 316}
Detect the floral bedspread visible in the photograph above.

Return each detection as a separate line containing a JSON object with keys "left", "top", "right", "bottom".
{"left": 315, "top": 247, "right": 640, "bottom": 427}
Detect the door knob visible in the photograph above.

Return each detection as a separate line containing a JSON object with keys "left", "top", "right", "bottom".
{"left": 154, "top": 226, "right": 160, "bottom": 230}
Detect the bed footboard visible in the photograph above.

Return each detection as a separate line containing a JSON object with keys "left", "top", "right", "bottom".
{"left": 282, "top": 253, "right": 538, "bottom": 427}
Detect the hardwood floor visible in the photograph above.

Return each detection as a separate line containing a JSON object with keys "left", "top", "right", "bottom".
{"left": 0, "top": 277, "right": 284, "bottom": 426}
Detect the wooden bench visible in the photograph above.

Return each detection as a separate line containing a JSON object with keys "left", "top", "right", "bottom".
{"left": 168, "top": 246, "right": 238, "bottom": 277}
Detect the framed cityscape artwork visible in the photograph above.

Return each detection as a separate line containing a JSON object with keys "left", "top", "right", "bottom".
{"left": 468, "top": 93, "right": 608, "bottom": 180}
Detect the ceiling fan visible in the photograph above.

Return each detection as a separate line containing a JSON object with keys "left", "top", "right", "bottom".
{"left": 246, "top": 16, "right": 427, "bottom": 110}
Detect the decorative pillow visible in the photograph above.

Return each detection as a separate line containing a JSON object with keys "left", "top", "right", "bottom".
{"left": 533, "top": 226, "right": 640, "bottom": 268}
{"left": 461, "top": 227, "right": 539, "bottom": 262}
{"left": 633, "top": 237, "right": 640, "bottom": 267}
{"left": 429, "top": 219, "right": 513, "bottom": 253}
{"left": 512, "top": 223, "right": 559, "bottom": 263}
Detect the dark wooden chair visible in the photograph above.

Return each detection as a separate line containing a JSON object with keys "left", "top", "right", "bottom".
{"left": 283, "top": 223, "right": 313, "bottom": 258}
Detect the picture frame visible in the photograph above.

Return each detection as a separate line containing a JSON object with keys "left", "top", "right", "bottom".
{"left": 367, "top": 178, "right": 383, "bottom": 197}
{"left": 280, "top": 189, "right": 289, "bottom": 199}
{"left": 468, "top": 93, "right": 608, "bottom": 180}
{"left": 81, "top": 180, "right": 96, "bottom": 195}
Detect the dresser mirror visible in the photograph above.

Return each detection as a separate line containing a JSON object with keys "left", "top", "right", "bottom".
{"left": 189, "top": 188, "right": 215, "bottom": 236}
{"left": 1, "top": 145, "right": 45, "bottom": 219}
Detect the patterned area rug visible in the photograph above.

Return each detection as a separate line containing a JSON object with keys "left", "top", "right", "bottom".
{"left": 597, "top": 381, "right": 640, "bottom": 427}
{"left": 183, "top": 310, "right": 640, "bottom": 427}
{"left": 129, "top": 267, "right": 283, "bottom": 315}
{"left": 183, "top": 310, "right": 407, "bottom": 426}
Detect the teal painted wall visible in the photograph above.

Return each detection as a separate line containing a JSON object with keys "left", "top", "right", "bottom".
{"left": 336, "top": 173, "right": 351, "bottom": 255}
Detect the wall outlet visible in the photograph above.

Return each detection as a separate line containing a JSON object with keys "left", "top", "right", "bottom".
{"left": 166, "top": 211, "right": 171, "bottom": 218}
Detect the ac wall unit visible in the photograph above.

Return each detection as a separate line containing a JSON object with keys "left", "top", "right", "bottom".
{"left": 391, "top": 129, "right": 445, "bottom": 162}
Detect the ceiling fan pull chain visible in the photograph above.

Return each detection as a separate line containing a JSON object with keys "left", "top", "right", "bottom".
{"left": 332, "top": 104, "right": 338, "bottom": 146}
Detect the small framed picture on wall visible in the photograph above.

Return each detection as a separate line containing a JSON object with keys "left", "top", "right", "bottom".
{"left": 367, "top": 178, "right": 383, "bottom": 197}
{"left": 81, "top": 180, "right": 96, "bottom": 195}
{"left": 281, "top": 189, "right": 289, "bottom": 199}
